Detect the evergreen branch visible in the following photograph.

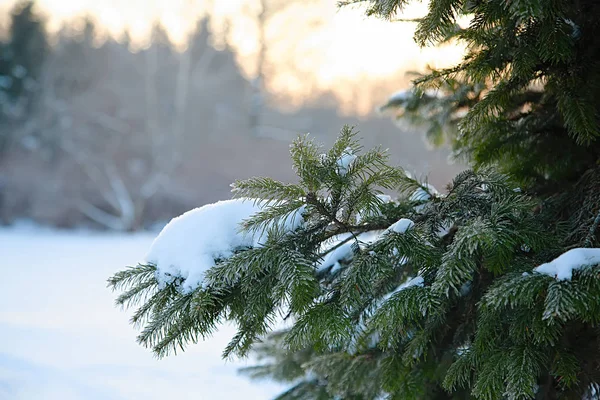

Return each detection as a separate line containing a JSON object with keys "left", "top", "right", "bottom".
{"left": 241, "top": 200, "right": 305, "bottom": 236}
{"left": 286, "top": 301, "right": 352, "bottom": 351}
{"left": 231, "top": 177, "right": 306, "bottom": 203}
{"left": 108, "top": 263, "right": 157, "bottom": 293}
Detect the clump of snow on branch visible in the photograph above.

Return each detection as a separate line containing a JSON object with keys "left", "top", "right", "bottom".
{"left": 410, "top": 183, "right": 439, "bottom": 202}
{"left": 564, "top": 18, "right": 581, "bottom": 39}
{"left": 411, "top": 183, "right": 440, "bottom": 213}
{"left": 534, "top": 248, "right": 600, "bottom": 280}
{"left": 318, "top": 218, "right": 415, "bottom": 274}
{"left": 376, "top": 194, "right": 392, "bottom": 203}
{"left": 388, "top": 89, "right": 411, "bottom": 103}
{"left": 317, "top": 232, "right": 381, "bottom": 273}
{"left": 317, "top": 230, "right": 388, "bottom": 273}
{"left": 146, "top": 198, "right": 305, "bottom": 293}
{"left": 386, "top": 218, "right": 415, "bottom": 234}
{"left": 380, "top": 276, "right": 424, "bottom": 303}
{"left": 424, "top": 88, "right": 442, "bottom": 98}
{"left": 317, "top": 233, "right": 355, "bottom": 273}
{"left": 336, "top": 147, "right": 357, "bottom": 176}
{"left": 397, "top": 275, "right": 424, "bottom": 290}
{"left": 437, "top": 222, "right": 453, "bottom": 238}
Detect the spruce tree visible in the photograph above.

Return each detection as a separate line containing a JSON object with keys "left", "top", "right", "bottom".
{"left": 373, "top": 0, "right": 600, "bottom": 248}
{"left": 111, "top": 126, "right": 593, "bottom": 399}
{"left": 110, "top": 0, "right": 600, "bottom": 399}
{"left": 0, "top": 0, "right": 48, "bottom": 155}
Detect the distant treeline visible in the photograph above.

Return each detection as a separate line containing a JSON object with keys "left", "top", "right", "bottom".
{"left": 0, "top": 1, "right": 461, "bottom": 230}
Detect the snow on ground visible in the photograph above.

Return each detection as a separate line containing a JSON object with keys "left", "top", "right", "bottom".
{"left": 0, "top": 224, "right": 284, "bottom": 400}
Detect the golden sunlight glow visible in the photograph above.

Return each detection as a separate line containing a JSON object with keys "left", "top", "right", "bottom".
{"left": 4, "top": 0, "right": 465, "bottom": 113}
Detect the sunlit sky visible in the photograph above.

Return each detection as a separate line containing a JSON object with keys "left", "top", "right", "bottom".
{"left": 2, "top": 0, "right": 464, "bottom": 112}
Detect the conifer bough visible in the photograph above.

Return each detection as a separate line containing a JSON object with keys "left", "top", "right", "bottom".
{"left": 110, "top": 0, "right": 600, "bottom": 397}
{"left": 110, "top": 127, "right": 600, "bottom": 399}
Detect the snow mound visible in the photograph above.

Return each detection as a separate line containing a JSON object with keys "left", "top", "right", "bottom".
{"left": 410, "top": 183, "right": 439, "bottom": 202}
{"left": 534, "top": 248, "right": 600, "bottom": 280}
{"left": 387, "top": 218, "right": 415, "bottom": 234}
{"left": 146, "top": 198, "right": 305, "bottom": 293}
{"left": 336, "top": 147, "right": 357, "bottom": 176}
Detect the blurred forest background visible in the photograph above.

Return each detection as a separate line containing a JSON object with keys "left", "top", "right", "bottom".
{"left": 0, "top": 0, "right": 462, "bottom": 231}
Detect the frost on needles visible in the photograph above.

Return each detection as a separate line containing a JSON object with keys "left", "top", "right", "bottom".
{"left": 109, "top": 127, "right": 600, "bottom": 399}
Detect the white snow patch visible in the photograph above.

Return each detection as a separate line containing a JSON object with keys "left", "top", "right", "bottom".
{"left": 147, "top": 198, "right": 305, "bottom": 292}
{"left": 359, "top": 230, "right": 384, "bottom": 244}
{"left": 336, "top": 147, "right": 357, "bottom": 176}
{"left": 534, "top": 248, "right": 600, "bottom": 281}
{"left": 437, "top": 221, "right": 453, "bottom": 238}
{"left": 424, "top": 88, "right": 442, "bottom": 98}
{"left": 381, "top": 276, "right": 424, "bottom": 302}
{"left": 456, "top": 344, "right": 470, "bottom": 356}
{"left": 317, "top": 230, "right": 384, "bottom": 273}
{"left": 361, "top": 273, "right": 424, "bottom": 351}
{"left": 318, "top": 233, "right": 354, "bottom": 273}
{"left": 401, "top": 276, "right": 424, "bottom": 289}
{"left": 388, "top": 89, "right": 411, "bottom": 103}
{"left": 373, "top": 218, "right": 414, "bottom": 242}
{"left": 0, "top": 226, "right": 285, "bottom": 400}
{"left": 410, "top": 183, "right": 439, "bottom": 202}
{"left": 387, "top": 218, "right": 415, "bottom": 234}
{"left": 391, "top": 249, "right": 408, "bottom": 266}
{"left": 411, "top": 183, "right": 439, "bottom": 213}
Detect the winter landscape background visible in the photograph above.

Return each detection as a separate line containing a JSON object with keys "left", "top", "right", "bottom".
{"left": 0, "top": 0, "right": 463, "bottom": 398}
{"left": 0, "top": 224, "right": 288, "bottom": 399}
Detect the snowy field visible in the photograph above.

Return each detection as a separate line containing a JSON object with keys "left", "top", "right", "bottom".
{"left": 0, "top": 225, "right": 283, "bottom": 400}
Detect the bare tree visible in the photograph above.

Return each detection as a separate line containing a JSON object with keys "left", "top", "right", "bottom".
{"left": 242, "top": 0, "right": 322, "bottom": 137}
{"left": 25, "top": 20, "right": 243, "bottom": 230}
